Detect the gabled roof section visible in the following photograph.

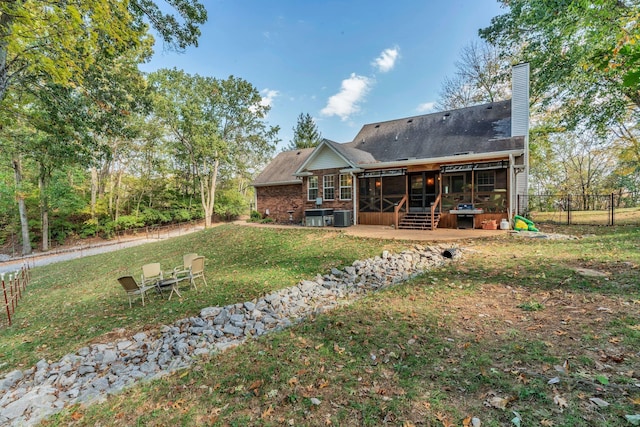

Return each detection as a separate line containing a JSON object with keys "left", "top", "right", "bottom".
{"left": 252, "top": 148, "right": 314, "bottom": 187}
{"left": 294, "top": 138, "right": 373, "bottom": 174}
{"left": 345, "top": 100, "right": 523, "bottom": 162}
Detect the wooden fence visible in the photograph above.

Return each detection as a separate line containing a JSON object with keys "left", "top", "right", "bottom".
{"left": 1, "top": 265, "right": 31, "bottom": 327}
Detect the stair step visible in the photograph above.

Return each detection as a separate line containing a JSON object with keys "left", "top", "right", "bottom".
{"left": 398, "top": 212, "right": 441, "bottom": 230}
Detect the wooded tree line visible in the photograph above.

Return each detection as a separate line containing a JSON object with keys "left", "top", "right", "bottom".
{"left": 1, "top": 1, "right": 639, "bottom": 256}
{"left": 440, "top": 1, "right": 640, "bottom": 206}
{"left": 0, "top": 1, "right": 279, "bottom": 255}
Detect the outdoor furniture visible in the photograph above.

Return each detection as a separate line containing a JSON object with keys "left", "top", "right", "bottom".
{"left": 187, "top": 256, "right": 207, "bottom": 290}
{"left": 117, "top": 276, "right": 155, "bottom": 308}
{"left": 156, "top": 277, "right": 181, "bottom": 300}
{"left": 172, "top": 253, "right": 198, "bottom": 284}
{"left": 141, "top": 262, "right": 163, "bottom": 287}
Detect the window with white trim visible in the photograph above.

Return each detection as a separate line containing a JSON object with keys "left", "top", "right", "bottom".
{"left": 308, "top": 176, "right": 318, "bottom": 200}
{"left": 323, "top": 175, "right": 335, "bottom": 200}
{"left": 339, "top": 174, "right": 352, "bottom": 200}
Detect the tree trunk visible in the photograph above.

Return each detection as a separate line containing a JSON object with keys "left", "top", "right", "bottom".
{"left": 39, "top": 167, "right": 50, "bottom": 251}
{"left": 199, "top": 159, "right": 219, "bottom": 228}
{"left": 12, "top": 156, "right": 32, "bottom": 255}
{"left": 91, "top": 167, "right": 98, "bottom": 219}
{"left": 114, "top": 169, "right": 123, "bottom": 222}
{"left": 0, "top": 11, "right": 12, "bottom": 103}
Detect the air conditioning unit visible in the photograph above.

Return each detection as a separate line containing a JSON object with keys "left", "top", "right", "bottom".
{"left": 333, "top": 210, "right": 352, "bottom": 227}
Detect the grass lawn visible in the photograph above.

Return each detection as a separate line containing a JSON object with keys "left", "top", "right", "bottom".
{"left": 3, "top": 223, "right": 640, "bottom": 426}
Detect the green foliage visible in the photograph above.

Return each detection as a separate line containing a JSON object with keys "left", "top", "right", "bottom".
{"left": 249, "top": 210, "right": 262, "bottom": 221}
{"left": 114, "top": 215, "right": 145, "bottom": 230}
{"left": 284, "top": 112, "right": 323, "bottom": 151}
{"left": 214, "top": 188, "right": 248, "bottom": 220}
{"left": 480, "top": 0, "right": 640, "bottom": 133}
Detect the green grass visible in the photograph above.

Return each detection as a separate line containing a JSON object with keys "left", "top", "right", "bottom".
{"left": 0, "top": 224, "right": 405, "bottom": 373}
{"left": 3, "top": 224, "right": 640, "bottom": 426}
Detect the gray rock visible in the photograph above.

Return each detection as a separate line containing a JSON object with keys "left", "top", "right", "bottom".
{"left": 213, "top": 309, "right": 230, "bottom": 325}
{"left": 200, "top": 306, "right": 221, "bottom": 318}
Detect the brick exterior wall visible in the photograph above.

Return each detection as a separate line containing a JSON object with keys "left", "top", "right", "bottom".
{"left": 255, "top": 167, "right": 355, "bottom": 225}
{"left": 255, "top": 184, "right": 305, "bottom": 223}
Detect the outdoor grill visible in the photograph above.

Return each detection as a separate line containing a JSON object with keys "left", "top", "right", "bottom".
{"left": 449, "top": 203, "right": 484, "bottom": 229}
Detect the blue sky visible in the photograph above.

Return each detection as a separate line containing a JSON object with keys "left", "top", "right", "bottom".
{"left": 140, "top": 0, "right": 506, "bottom": 151}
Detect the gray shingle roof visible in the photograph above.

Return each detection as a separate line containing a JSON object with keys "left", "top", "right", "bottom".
{"left": 254, "top": 100, "right": 525, "bottom": 186}
{"left": 345, "top": 100, "right": 522, "bottom": 162}
{"left": 252, "top": 148, "right": 314, "bottom": 186}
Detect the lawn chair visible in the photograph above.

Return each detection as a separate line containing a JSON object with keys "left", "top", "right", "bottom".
{"left": 187, "top": 256, "right": 207, "bottom": 290}
{"left": 172, "top": 253, "right": 198, "bottom": 284}
{"left": 141, "top": 262, "right": 163, "bottom": 288}
{"left": 117, "top": 276, "right": 155, "bottom": 308}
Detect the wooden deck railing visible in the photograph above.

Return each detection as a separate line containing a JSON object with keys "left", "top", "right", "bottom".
{"left": 394, "top": 195, "right": 408, "bottom": 229}
{"left": 430, "top": 193, "right": 442, "bottom": 230}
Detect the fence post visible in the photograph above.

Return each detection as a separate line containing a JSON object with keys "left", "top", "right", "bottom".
{"left": 1, "top": 273, "right": 10, "bottom": 326}
{"left": 610, "top": 193, "right": 614, "bottom": 226}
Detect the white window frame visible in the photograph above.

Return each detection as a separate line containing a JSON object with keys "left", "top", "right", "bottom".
{"left": 323, "top": 175, "right": 335, "bottom": 201}
{"left": 308, "top": 176, "right": 318, "bottom": 201}
{"left": 339, "top": 174, "right": 352, "bottom": 200}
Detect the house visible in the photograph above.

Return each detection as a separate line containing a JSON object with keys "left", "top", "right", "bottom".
{"left": 252, "top": 63, "right": 530, "bottom": 230}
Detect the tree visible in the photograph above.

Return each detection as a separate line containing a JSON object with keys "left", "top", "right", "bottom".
{"left": 149, "top": 69, "right": 278, "bottom": 228}
{"left": 0, "top": 0, "right": 206, "bottom": 102}
{"left": 479, "top": 0, "right": 640, "bottom": 133}
{"left": 284, "top": 113, "right": 323, "bottom": 151}
{"left": 437, "top": 41, "right": 510, "bottom": 110}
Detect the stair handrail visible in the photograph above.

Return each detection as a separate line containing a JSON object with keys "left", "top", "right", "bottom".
{"left": 430, "top": 193, "right": 442, "bottom": 230}
{"left": 394, "top": 195, "right": 408, "bottom": 229}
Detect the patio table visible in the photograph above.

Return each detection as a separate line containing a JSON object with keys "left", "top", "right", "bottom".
{"left": 156, "top": 277, "right": 181, "bottom": 300}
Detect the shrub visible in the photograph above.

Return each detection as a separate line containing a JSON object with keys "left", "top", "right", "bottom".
{"left": 249, "top": 210, "right": 262, "bottom": 222}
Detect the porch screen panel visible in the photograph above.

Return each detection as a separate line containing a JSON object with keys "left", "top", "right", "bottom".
{"left": 359, "top": 177, "right": 380, "bottom": 212}
{"left": 381, "top": 175, "right": 405, "bottom": 212}
{"left": 359, "top": 176, "right": 405, "bottom": 212}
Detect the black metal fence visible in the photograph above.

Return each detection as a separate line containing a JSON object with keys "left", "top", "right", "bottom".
{"left": 517, "top": 192, "right": 640, "bottom": 226}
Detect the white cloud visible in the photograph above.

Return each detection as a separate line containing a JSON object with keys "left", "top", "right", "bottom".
{"left": 259, "top": 89, "right": 279, "bottom": 107}
{"left": 416, "top": 101, "right": 436, "bottom": 113}
{"left": 321, "top": 73, "right": 373, "bottom": 121}
{"left": 372, "top": 47, "right": 400, "bottom": 73}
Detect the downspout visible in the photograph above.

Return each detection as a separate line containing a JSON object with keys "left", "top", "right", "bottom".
{"left": 509, "top": 153, "right": 514, "bottom": 222}
{"left": 351, "top": 172, "right": 357, "bottom": 225}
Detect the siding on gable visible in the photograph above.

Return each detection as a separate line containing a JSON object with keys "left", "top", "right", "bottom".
{"left": 306, "top": 147, "right": 350, "bottom": 171}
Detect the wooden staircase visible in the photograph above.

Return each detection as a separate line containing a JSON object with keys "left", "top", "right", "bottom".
{"left": 398, "top": 212, "right": 441, "bottom": 230}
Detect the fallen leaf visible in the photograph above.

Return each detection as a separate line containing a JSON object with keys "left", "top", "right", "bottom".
{"left": 486, "top": 396, "right": 513, "bottom": 410}
{"left": 609, "top": 337, "right": 622, "bottom": 344}
{"left": 261, "top": 405, "right": 274, "bottom": 419}
{"left": 71, "top": 411, "right": 83, "bottom": 421}
{"left": 462, "top": 416, "right": 472, "bottom": 426}
{"left": 511, "top": 411, "right": 522, "bottom": 427}
{"left": 589, "top": 397, "right": 610, "bottom": 407}
{"left": 630, "top": 397, "right": 640, "bottom": 405}
{"left": 548, "top": 377, "right": 560, "bottom": 385}
{"left": 554, "top": 395, "right": 568, "bottom": 411}
{"left": 540, "top": 419, "right": 554, "bottom": 426}
{"left": 333, "top": 343, "right": 345, "bottom": 354}
{"left": 288, "top": 377, "right": 298, "bottom": 386}
{"left": 249, "top": 379, "right": 264, "bottom": 392}
{"left": 626, "top": 414, "right": 640, "bottom": 426}
{"left": 318, "top": 379, "right": 330, "bottom": 389}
